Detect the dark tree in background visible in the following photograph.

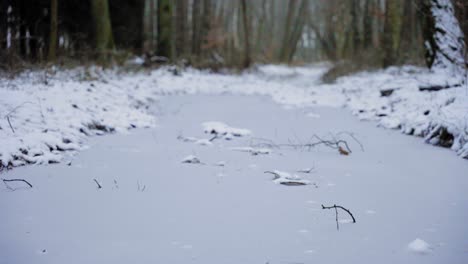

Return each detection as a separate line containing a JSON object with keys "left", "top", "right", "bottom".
{"left": 47, "top": 0, "right": 57, "bottom": 61}
{"left": 0, "top": 0, "right": 465, "bottom": 71}
{"left": 91, "top": 0, "right": 115, "bottom": 61}
{"left": 157, "top": 0, "right": 173, "bottom": 59}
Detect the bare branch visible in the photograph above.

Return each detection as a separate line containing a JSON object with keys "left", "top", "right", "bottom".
{"left": 322, "top": 204, "right": 356, "bottom": 230}
{"left": 2, "top": 178, "right": 33, "bottom": 189}
{"left": 93, "top": 179, "right": 102, "bottom": 189}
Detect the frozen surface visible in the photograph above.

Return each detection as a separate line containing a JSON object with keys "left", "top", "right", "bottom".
{"left": 1, "top": 95, "right": 467, "bottom": 264}
{"left": 1, "top": 64, "right": 467, "bottom": 169}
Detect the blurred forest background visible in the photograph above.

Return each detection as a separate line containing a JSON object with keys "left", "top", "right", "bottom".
{"left": 0, "top": 0, "right": 467, "bottom": 74}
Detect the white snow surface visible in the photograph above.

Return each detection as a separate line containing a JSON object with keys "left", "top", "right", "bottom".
{"left": 2, "top": 94, "right": 467, "bottom": 264}
{"left": 0, "top": 63, "right": 467, "bottom": 170}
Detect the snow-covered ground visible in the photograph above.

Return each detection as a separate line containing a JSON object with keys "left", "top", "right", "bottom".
{"left": 1, "top": 94, "right": 467, "bottom": 264}
{"left": 0, "top": 64, "right": 467, "bottom": 170}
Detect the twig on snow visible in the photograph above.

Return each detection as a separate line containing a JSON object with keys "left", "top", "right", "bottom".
{"left": 2, "top": 178, "right": 33, "bottom": 190}
{"left": 137, "top": 180, "right": 146, "bottom": 192}
{"left": 322, "top": 204, "right": 356, "bottom": 230}
{"left": 4, "top": 101, "right": 36, "bottom": 134}
{"left": 93, "top": 179, "right": 102, "bottom": 189}
{"left": 6, "top": 116, "right": 15, "bottom": 133}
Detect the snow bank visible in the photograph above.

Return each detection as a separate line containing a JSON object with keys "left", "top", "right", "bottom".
{"left": 0, "top": 66, "right": 156, "bottom": 169}
{"left": 1, "top": 63, "right": 466, "bottom": 170}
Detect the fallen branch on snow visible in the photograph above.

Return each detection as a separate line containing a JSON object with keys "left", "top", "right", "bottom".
{"left": 93, "top": 179, "right": 102, "bottom": 189}
{"left": 2, "top": 178, "right": 33, "bottom": 190}
{"left": 250, "top": 133, "right": 363, "bottom": 155}
{"left": 322, "top": 204, "right": 356, "bottom": 230}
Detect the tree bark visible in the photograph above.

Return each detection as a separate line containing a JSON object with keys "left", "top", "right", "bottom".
{"left": 191, "top": 0, "right": 201, "bottom": 56}
{"left": 48, "top": 0, "right": 58, "bottom": 61}
{"left": 157, "top": 0, "right": 173, "bottom": 59}
{"left": 175, "top": 0, "right": 187, "bottom": 58}
{"left": 363, "top": 0, "right": 373, "bottom": 49}
{"left": 240, "top": 0, "right": 250, "bottom": 68}
{"left": 91, "top": 0, "right": 115, "bottom": 61}
{"left": 383, "top": 0, "right": 400, "bottom": 67}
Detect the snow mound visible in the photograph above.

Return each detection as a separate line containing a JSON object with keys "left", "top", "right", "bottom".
{"left": 202, "top": 121, "right": 251, "bottom": 139}
{"left": 265, "top": 170, "right": 311, "bottom": 186}
{"left": 407, "top": 238, "right": 432, "bottom": 254}
{"left": 181, "top": 155, "right": 202, "bottom": 164}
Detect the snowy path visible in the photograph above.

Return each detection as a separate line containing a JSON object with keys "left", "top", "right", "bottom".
{"left": 1, "top": 95, "right": 468, "bottom": 264}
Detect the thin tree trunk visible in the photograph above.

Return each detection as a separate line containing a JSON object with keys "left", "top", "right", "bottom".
{"left": 240, "top": 0, "right": 250, "bottom": 68}
{"left": 350, "top": 0, "right": 360, "bottom": 54}
{"left": 191, "top": 0, "right": 201, "bottom": 56}
{"left": 175, "top": 0, "right": 187, "bottom": 58}
{"left": 91, "top": 0, "right": 115, "bottom": 61}
{"left": 363, "top": 0, "right": 373, "bottom": 49}
{"left": 157, "top": 0, "right": 173, "bottom": 59}
{"left": 48, "top": 0, "right": 58, "bottom": 61}
{"left": 279, "top": 0, "right": 298, "bottom": 62}
{"left": 286, "top": 0, "right": 308, "bottom": 62}
{"left": 383, "top": 0, "right": 400, "bottom": 67}
{"left": 201, "top": 0, "right": 212, "bottom": 56}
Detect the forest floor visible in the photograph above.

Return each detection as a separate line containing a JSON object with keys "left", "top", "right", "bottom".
{"left": 0, "top": 64, "right": 467, "bottom": 263}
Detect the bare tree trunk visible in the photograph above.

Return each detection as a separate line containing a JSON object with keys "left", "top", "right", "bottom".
{"left": 91, "top": 0, "right": 115, "bottom": 62}
{"left": 48, "top": 0, "right": 57, "bottom": 61}
{"left": 157, "top": 0, "right": 173, "bottom": 59}
{"left": 175, "top": 0, "right": 187, "bottom": 58}
{"left": 286, "top": 0, "right": 308, "bottom": 62}
{"left": 279, "top": 0, "right": 298, "bottom": 62}
{"left": 240, "top": 0, "right": 250, "bottom": 68}
{"left": 399, "top": 0, "right": 417, "bottom": 62}
{"left": 201, "top": 0, "right": 212, "bottom": 57}
{"left": 350, "top": 0, "right": 360, "bottom": 54}
{"left": 191, "top": 0, "right": 201, "bottom": 56}
{"left": 363, "top": 0, "right": 374, "bottom": 49}
{"left": 383, "top": 0, "right": 400, "bottom": 67}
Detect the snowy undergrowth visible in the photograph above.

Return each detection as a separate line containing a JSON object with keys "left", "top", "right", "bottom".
{"left": 0, "top": 63, "right": 467, "bottom": 170}
{"left": 0, "top": 67, "right": 156, "bottom": 169}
